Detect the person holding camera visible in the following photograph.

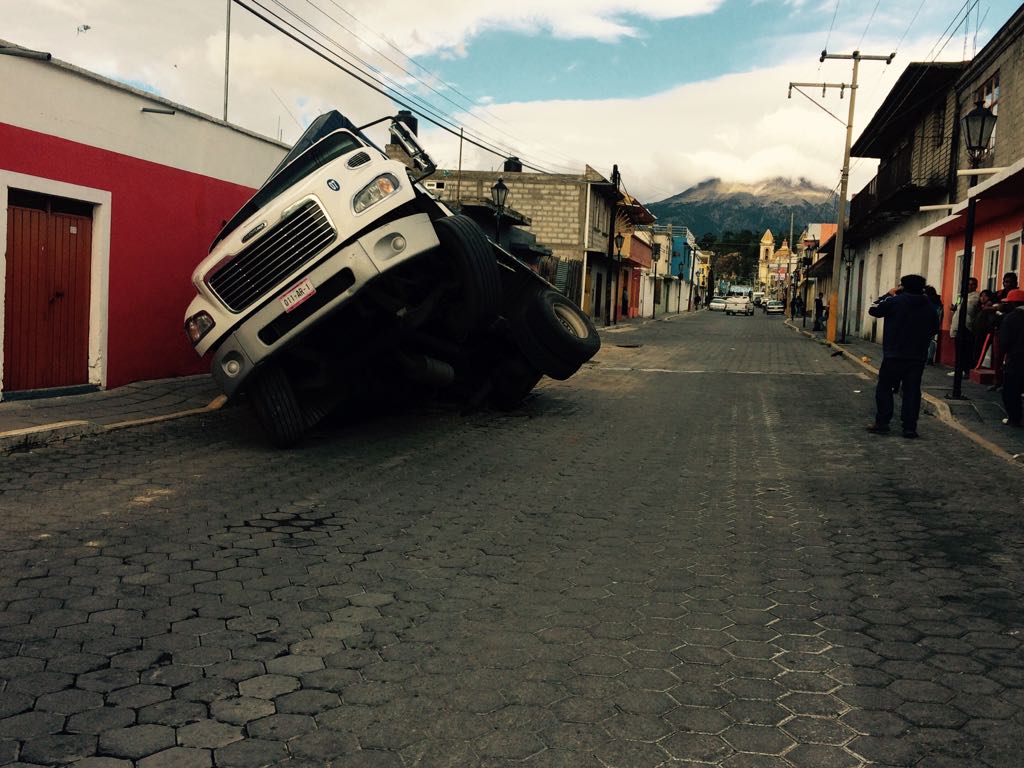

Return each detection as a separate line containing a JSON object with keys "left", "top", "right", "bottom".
{"left": 865, "top": 274, "right": 940, "bottom": 439}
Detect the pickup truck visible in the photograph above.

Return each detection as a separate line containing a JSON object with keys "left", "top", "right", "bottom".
{"left": 725, "top": 295, "right": 754, "bottom": 315}
{"left": 184, "top": 110, "right": 600, "bottom": 446}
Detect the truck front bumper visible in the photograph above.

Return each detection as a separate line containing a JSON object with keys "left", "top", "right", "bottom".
{"left": 208, "top": 212, "right": 439, "bottom": 397}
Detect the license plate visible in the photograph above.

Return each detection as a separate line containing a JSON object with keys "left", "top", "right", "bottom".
{"left": 279, "top": 278, "right": 316, "bottom": 313}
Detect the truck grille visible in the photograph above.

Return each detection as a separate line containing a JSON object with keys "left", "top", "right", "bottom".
{"left": 208, "top": 199, "right": 336, "bottom": 313}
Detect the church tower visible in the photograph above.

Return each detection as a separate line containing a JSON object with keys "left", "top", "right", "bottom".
{"left": 758, "top": 230, "right": 774, "bottom": 291}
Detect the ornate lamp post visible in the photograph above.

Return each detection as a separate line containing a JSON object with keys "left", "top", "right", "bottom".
{"left": 839, "top": 239, "right": 856, "bottom": 343}
{"left": 490, "top": 177, "right": 509, "bottom": 244}
{"left": 613, "top": 232, "right": 624, "bottom": 324}
{"left": 651, "top": 243, "right": 661, "bottom": 319}
{"left": 951, "top": 100, "right": 997, "bottom": 399}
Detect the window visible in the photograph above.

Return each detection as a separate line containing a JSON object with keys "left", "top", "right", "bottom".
{"left": 975, "top": 71, "right": 1000, "bottom": 150}
{"left": 983, "top": 243, "right": 1000, "bottom": 292}
{"left": 1006, "top": 233, "right": 1021, "bottom": 279}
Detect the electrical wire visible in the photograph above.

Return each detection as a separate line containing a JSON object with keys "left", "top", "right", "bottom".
{"left": 857, "top": 0, "right": 883, "bottom": 49}
{"left": 792, "top": 87, "right": 848, "bottom": 126}
{"left": 827, "top": 0, "right": 981, "bottom": 197}
{"left": 258, "top": 0, "right": 548, "bottom": 171}
{"left": 235, "top": 0, "right": 562, "bottom": 174}
{"left": 304, "top": 0, "right": 588, "bottom": 174}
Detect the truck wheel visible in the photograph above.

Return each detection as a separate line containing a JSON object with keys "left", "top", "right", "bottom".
{"left": 248, "top": 363, "right": 307, "bottom": 447}
{"left": 434, "top": 215, "right": 501, "bottom": 338}
{"left": 490, "top": 352, "right": 542, "bottom": 411}
{"left": 513, "top": 288, "right": 600, "bottom": 380}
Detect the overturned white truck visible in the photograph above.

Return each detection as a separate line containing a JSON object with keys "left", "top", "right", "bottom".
{"left": 184, "top": 111, "right": 600, "bottom": 446}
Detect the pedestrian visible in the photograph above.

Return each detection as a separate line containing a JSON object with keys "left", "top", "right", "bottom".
{"left": 866, "top": 274, "right": 941, "bottom": 439}
{"left": 813, "top": 293, "right": 824, "bottom": 331}
{"left": 924, "top": 285, "right": 943, "bottom": 364}
{"left": 998, "top": 289, "right": 1024, "bottom": 426}
{"left": 981, "top": 275, "right": 1019, "bottom": 390}
{"left": 949, "top": 277, "right": 980, "bottom": 377}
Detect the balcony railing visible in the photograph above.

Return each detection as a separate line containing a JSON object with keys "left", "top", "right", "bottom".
{"left": 851, "top": 139, "right": 950, "bottom": 227}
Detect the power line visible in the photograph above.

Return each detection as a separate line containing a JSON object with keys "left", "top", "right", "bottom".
{"left": 304, "top": 0, "right": 588, "bottom": 174}
{"left": 235, "top": 0, "right": 561, "bottom": 174}
{"left": 259, "top": 0, "right": 544, "bottom": 170}
{"left": 857, "top": 0, "right": 883, "bottom": 48}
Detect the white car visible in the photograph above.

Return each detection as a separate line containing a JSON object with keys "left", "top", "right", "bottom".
{"left": 765, "top": 300, "right": 785, "bottom": 315}
{"left": 184, "top": 110, "right": 600, "bottom": 445}
{"left": 725, "top": 295, "right": 754, "bottom": 315}
{"left": 709, "top": 297, "right": 727, "bottom": 312}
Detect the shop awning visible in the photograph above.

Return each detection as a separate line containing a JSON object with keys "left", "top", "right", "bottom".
{"left": 919, "top": 156, "right": 1024, "bottom": 238}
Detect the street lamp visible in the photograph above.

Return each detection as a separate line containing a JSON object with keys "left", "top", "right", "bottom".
{"left": 490, "top": 177, "right": 509, "bottom": 243}
{"left": 839, "top": 239, "right": 856, "bottom": 344}
{"left": 950, "top": 100, "right": 998, "bottom": 400}
{"left": 652, "top": 243, "right": 661, "bottom": 319}
{"left": 613, "top": 232, "right": 624, "bottom": 324}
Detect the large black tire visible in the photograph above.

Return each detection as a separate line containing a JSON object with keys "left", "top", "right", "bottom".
{"left": 248, "top": 363, "right": 307, "bottom": 448}
{"left": 512, "top": 288, "right": 601, "bottom": 380}
{"left": 489, "top": 352, "right": 543, "bottom": 411}
{"left": 434, "top": 215, "right": 501, "bottom": 338}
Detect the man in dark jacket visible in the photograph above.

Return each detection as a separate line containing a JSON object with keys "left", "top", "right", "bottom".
{"left": 813, "top": 293, "right": 824, "bottom": 331}
{"left": 997, "top": 289, "right": 1024, "bottom": 426}
{"left": 866, "top": 274, "right": 941, "bottom": 438}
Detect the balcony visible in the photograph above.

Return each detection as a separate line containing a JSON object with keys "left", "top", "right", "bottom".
{"left": 850, "top": 140, "right": 951, "bottom": 230}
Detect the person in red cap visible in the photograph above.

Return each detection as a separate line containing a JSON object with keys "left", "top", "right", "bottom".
{"left": 997, "top": 287, "right": 1024, "bottom": 426}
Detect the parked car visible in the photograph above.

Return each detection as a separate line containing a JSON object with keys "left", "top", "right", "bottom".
{"left": 709, "top": 297, "right": 727, "bottom": 312}
{"left": 765, "top": 300, "right": 785, "bottom": 315}
{"left": 184, "top": 110, "right": 600, "bottom": 446}
{"left": 725, "top": 295, "right": 754, "bottom": 316}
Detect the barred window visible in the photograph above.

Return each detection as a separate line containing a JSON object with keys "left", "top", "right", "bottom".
{"left": 975, "top": 71, "right": 1000, "bottom": 149}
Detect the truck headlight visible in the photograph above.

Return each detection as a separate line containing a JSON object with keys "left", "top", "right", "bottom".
{"left": 185, "top": 311, "right": 215, "bottom": 345}
{"left": 353, "top": 173, "right": 399, "bottom": 214}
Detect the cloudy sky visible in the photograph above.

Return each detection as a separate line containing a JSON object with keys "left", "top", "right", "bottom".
{"left": 5, "top": 0, "right": 1018, "bottom": 203}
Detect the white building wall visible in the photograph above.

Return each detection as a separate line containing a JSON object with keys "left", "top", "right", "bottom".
{"left": 0, "top": 51, "right": 285, "bottom": 187}
{"left": 851, "top": 212, "right": 949, "bottom": 342}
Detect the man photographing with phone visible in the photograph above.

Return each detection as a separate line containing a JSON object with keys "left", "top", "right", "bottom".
{"left": 865, "top": 274, "right": 940, "bottom": 439}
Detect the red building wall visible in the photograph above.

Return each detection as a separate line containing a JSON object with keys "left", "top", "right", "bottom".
{"left": 1, "top": 123, "right": 258, "bottom": 387}
{"left": 937, "top": 216, "right": 1018, "bottom": 366}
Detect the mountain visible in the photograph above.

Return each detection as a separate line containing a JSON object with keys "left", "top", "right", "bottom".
{"left": 646, "top": 178, "right": 836, "bottom": 240}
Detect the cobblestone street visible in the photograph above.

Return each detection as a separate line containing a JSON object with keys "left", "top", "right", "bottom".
{"left": 1, "top": 311, "right": 1022, "bottom": 768}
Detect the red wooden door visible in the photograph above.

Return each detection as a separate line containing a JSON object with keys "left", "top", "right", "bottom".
{"left": 4, "top": 204, "right": 92, "bottom": 391}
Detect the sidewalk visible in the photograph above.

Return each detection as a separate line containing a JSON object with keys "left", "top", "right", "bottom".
{"left": 787, "top": 318, "right": 1024, "bottom": 464}
{"left": 0, "top": 375, "right": 226, "bottom": 454}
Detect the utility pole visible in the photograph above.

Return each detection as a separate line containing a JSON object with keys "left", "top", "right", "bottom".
{"left": 790, "top": 49, "right": 893, "bottom": 343}
{"left": 223, "top": 0, "right": 231, "bottom": 122}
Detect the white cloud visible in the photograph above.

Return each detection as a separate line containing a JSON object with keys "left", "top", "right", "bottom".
{"left": 419, "top": 56, "right": 880, "bottom": 203}
{"left": 2, "top": 0, "right": 1013, "bottom": 207}
{"left": 336, "top": 0, "right": 723, "bottom": 54}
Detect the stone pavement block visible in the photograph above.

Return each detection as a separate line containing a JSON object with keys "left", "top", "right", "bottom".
{"left": 209, "top": 697, "right": 276, "bottom": 726}
{"left": 138, "top": 747, "right": 212, "bottom": 768}
{"left": 177, "top": 719, "right": 244, "bottom": 749}
{"left": 66, "top": 707, "right": 136, "bottom": 735}
{"left": 0, "top": 712, "right": 64, "bottom": 739}
{"left": 98, "top": 725, "right": 175, "bottom": 760}
{"left": 19, "top": 734, "right": 96, "bottom": 764}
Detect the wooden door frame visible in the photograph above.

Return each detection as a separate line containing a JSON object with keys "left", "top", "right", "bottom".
{"left": 0, "top": 171, "right": 111, "bottom": 398}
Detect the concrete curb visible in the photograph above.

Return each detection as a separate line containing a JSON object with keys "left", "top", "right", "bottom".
{"left": 0, "top": 395, "right": 228, "bottom": 455}
{"left": 784, "top": 319, "right": 1021, "bottom": 465}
